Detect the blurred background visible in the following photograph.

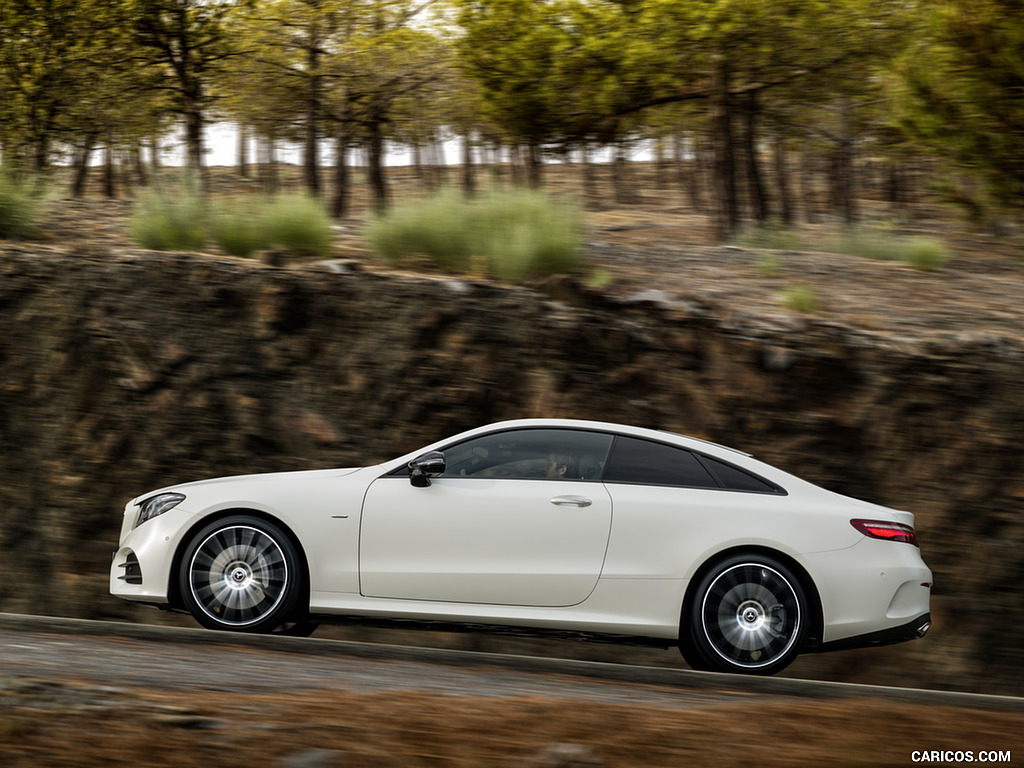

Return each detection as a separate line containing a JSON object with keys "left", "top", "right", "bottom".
{"left": 0, "top": 0, "right": 1022, "bottom": 699}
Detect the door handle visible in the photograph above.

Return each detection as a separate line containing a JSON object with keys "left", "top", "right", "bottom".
{"left": 550, "top": 495, "right": 593, "bottom": 508}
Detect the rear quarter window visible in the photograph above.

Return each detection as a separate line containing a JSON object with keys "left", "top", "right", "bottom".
{"left": 698, "top": 454, "right": 784, "bottom": 494}
{"left": 603, "top": 436, "right": 718, "bottom": 488}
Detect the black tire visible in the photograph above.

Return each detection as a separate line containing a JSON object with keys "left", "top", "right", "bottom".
{"left": 684, "top": 554, "right": 808, "bottom": 675}
{"left": 180, "top": 515, "right": 307, "bottom": 633}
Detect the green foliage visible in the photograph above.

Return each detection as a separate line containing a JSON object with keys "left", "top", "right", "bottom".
{"left": 903, "top": 237, "right": 952, "bottom": 271}
{"left": 825, "top": 227, "right": 899, "bottom": 261}
{"left": 470, "top": 189, "right": 582, "bottom": 280}
{"left": 0, "top": 172, "right": 46, "bottom": 240}
{"left": 757, "top": 254, "right": 783, "bottom": 279}
{"left": 733, "top": 222, "right": 954, "bottom": 272}
{"left": 585, "top": 269, "right": 614, "bottom": 289}
{"left": 366, "top": 190, "right": 474, "bottom": 271}
{"left": 894, "top": 0, "right": 1024, "bottom": 211}
{"left": 367, "top": 188, "right": 583, "bottom": 281}
{"left": 209, "top": 198, "right": 268, "bottom": 258}
{"left": 781, "top": 284, "right": 817, "bottom": 313}
{"left": 823, "top": 226, "right": 952, "bottom": 270}
{"left": 130, "top": 185, "right": 208, "bottom": 252}
{"left": 131, "top": 188, "right": 334, "bottom": 258}
{"left": 734, "top": 223, "right": 802, "bottom": 252}
{"left": 261, "top": 193, "right": 335, "bottom": 258}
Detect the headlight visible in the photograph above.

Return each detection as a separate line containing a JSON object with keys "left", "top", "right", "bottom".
{"left": 135, "top": 492, "right": 185, "bottom": 528}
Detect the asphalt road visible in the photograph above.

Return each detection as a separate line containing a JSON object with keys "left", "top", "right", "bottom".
{"left": 2, "top": 613, "right": 1022, "bottom": 713}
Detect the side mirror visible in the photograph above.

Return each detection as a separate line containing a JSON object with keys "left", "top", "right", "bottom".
{"left": 408, "top": 451, "right": 445, "bottom": 487}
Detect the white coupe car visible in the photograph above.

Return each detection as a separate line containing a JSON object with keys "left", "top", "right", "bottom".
{"left": 111, "top": 418, "right": 932, "bottom": 675}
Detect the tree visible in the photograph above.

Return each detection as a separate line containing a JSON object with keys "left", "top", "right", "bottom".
{"left": 130, "top": 0, "right": 252, "bottom": 182}
{"left": 345, "top": 19, "right": 451, "bottom": 210}
{"left": 452, "top": 0, "right": 584, "bottom": 187}
{"left": 453, "top": 0, "right": 917, "bottom": 237}
{"left": 894, "top": 0, "right": 1024, "bottom": 214}
{"left": 0, "top": 0, "right": 117, "bottom": 171}
{"left": 0, "top": 0, "right": 169, "bottom": 199}
{"left": 225, "top": 0, "right": 362, "bottom": 197}
{"left": 220, "top": 0, "right": 447, "bottom": 210}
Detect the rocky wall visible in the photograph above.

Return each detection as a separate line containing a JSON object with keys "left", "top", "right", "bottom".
{"left": 0, "top": 247, "right": 1021, "bottom": 694}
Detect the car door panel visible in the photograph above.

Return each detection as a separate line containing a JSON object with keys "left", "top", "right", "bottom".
{"left": 359, "top": 477, "right": 613, "bottom": 607}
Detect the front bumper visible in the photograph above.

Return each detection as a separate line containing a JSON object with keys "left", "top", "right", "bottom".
{"left": 110, "top": 501, "right": 192, "bottom": 605}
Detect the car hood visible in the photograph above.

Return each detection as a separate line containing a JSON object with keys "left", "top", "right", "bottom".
{"left": 131, "top": 466, "right": 368, "bottom": 505}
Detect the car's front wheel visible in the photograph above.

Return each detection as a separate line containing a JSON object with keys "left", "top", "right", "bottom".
{"left": 180, "top": 515, "right": 308, "bottom": 633}
{"left": 683, "top": 554, "right": 808, "bottom": 675}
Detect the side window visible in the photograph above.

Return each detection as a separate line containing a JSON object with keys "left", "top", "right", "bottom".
{"left": 603, "top": 436, "right": 718, "bottom": 488}
{"left": 699, "top": 454, "right": 782, "bottom": 494}
{"left": 441, "top": 429, "right": 614, "bottom": 480}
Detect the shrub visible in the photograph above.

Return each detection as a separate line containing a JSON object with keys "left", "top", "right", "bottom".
{"left": 781, "top": 284, "right": 817, "bottom": 313}
{"left": 366, "top": 190, "right": 473, "bottom": 272}
{"left": 262, "top": 193, "right": 334, "bottom": 258}
{"left": 367, "top": 188, "right": 583, "bottom": 281}
{"left": 733, "top": 222, "right": 802, "bottom": 252}
{"left": 0, "top": 171, "right": 46, "bottom": 240}
{"left": 815, "top": 225, "right": 954, "bottom": 270}
{"left": 476, "top": 189, "right": 582, "bottom": 279}
{"left": 131, "top": 188, "right": 334, "bottom": 258}
{"left": 209, "top": 198, "right": 269, "bottom": 258}
{"left": 903, "top": 237, "right": 952, "bottom": 271}
{"left": 130, "top": 184, "right": 207, "bottom": 251}
{"left": 757, "top": 254, "right": 783, "bottom": 279}
{"left": 826, "top": 227, "right": 898, "bottom": 261}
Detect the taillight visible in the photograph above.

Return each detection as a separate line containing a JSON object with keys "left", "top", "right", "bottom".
{"left": 851, "top": 519, "right": 919, "bottom": 546}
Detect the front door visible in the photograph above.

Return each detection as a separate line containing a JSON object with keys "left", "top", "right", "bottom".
{"left": 358, "top": 428, "right": 614, "bottom": 607}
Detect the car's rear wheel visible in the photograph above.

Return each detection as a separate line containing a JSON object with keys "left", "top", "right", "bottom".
{"left": 684, "top": 554, "right": 807, "bottom": 675}
{"left": 180, "top": 516, "right": 309, "bottom": 634}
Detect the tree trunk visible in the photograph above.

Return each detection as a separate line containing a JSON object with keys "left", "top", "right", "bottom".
{"left": 237, "top": 124, "right": 249, "bottom": 178}
{"left": 102, "top": 145, "right": 116, "bottom": 198}
{"left": 149, "top": 137, "right": 161, "bottom": 171}
{"left": 740, "top": 92, "right": 769, "bottom": 222}
{"left": 259, "top": 135, "right": 279, "bottom": 194}
{"left": 303, "top": 32, "right": 322, "bottom": 196}
{"left": 800, "top": 149, "right": 817, "bottom": 222}
{"left": 33, "top": 134, "right": 50, "bottom": 174}
{"left": 675, "top": 132, "right": 705, "bottom": 213}
{"left": 773, "top": 137, "right": 795, "bottom": 226}
{"left": 654, "top": 135, "right": 669, "bottom": 189}
{"left": 835, "top": 97, "right": 858, "bottom": 224}
{"left": 431, "top": 132, "right": 447, "bottom": 188}
{"left": 367, "top": 117, "right": 389, "bottom": 213}
{"left": 580, "top": 143, "right": 597, "bottom": 203}
{"left": 461, "top": 131, "right": 476, "bottom": 196}
{"left": 526, "top": 143, "right": 542, "bottom": 188}
{"left": 70, "top": 135, "right": 97, "bottom": 198}
{"left": 331, "top": 134, "right": 350, "bottom": 219}
{"left": 412, "top": 140, "right": 425, "bottom": 184}
{"left": 183, "top": 101, "right": 205, "bottom": 188}
{"left": 711, "top": 59, "right": 739, "bottom": 241}
{"left": 130, "top": 146, "right": 148, "bottom": 187}
{"left": 489, "top": 143, "right": 506, "bottom": 186}
{"left": 612, "top": 140, "right": 635, "bottom": 205}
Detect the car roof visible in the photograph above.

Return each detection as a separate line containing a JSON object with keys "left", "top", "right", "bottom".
{"left": 464, "top": 418, "right": 752, "bottom": 457}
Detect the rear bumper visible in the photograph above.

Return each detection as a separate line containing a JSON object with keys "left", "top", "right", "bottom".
{"left": 816, "top": 612, "right": 931, "bottom": 653}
